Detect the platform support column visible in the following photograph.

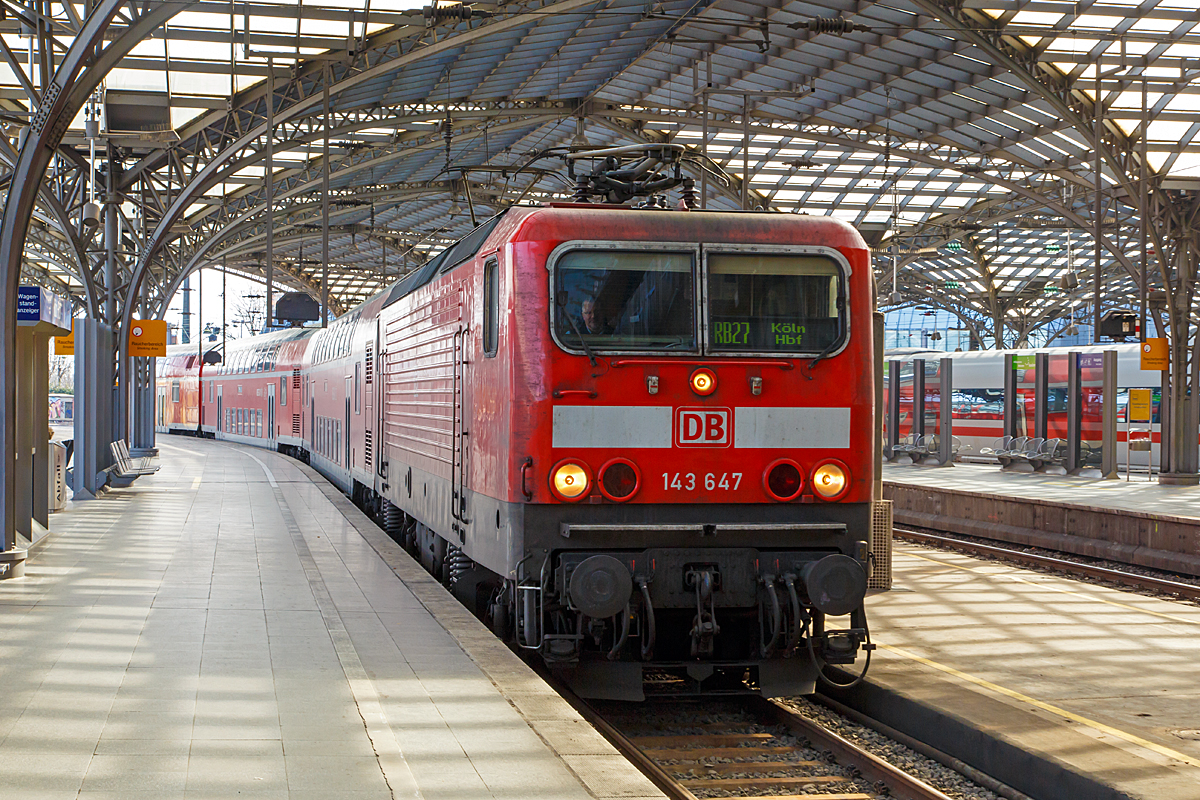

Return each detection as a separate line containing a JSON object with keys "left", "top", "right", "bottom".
{"left": 15, "top": 327, "right": 34, "bottom": 544}
{"left": 1003, "top": 354, "right": 1017, "bottom": 439}
{"left": 912, "top": 359, "right": 925, "bottom": 442}
{"left": 32, "top": 330, "right": 50, "bottom": 529}
{"left": 874, "top": 311, "right": 884, "bottom": 490}
{"left": 104, "top": 166, "right": 129, "bottom": 448}
{"left": 74, "top": 319, "right": 115, "bottom": 498}
{"left": 1101, "top": 350, "right": 1117, "bottom": 478}
{"left": 131, "top": 357, "right": 156, "bottom": 452}
{"left": 1160, "top": 369, "right": 1172, "bottom": 476}
{"left": 1066, "top": 352, "right": 1082, "bottom": 474}
{"left": 887, "top": 360, "right": 900, "bottom": 457}
{"left": 938, "top": 358, "right": 953, "bottom": 466}
{"left": 1034, "top": 353, "right": 1049, "bottom": 441}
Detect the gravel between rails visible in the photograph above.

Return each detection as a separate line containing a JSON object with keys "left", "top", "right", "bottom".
{"left": 596, "top": 698, "right": 884, "bottom": 798}
{"left": 777, "top": 697, "right": 1006, "bottom": 800}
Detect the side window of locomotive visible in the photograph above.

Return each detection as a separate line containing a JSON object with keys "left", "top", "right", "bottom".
{"left": 707, "top": 253, "right": 843, "bottom": 354}
{"left": 552, "top": 249, "right": 695, "bottom": 351}
{"left": 483, "top": 260, "right": 499, "bottom": 357}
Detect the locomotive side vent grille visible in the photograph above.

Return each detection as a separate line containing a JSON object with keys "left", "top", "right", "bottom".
{"left": 292, "top": 413, "right": 301, "bottom": 436}
{"left": 869, "top": 500, "right": 893, "bottom": 590}
{"left": 292, "top": 368, "right": 301, "bottom": 390}
{"left": 363, "top": 429, "right": 373, "bottom": 468}
{"left": 365, "top": 343, "right": 373, "bottom": 384}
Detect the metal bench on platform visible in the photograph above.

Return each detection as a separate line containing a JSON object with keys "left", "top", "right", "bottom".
{"left": 100, "top": 439, "right": 159, "bottom": 487}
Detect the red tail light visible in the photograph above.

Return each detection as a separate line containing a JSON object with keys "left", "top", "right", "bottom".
{"left": 599, "top": 459, "right": 640, "bottom": 501}
{"left": 763, "top": 458, "right": 804, "bottom": 502}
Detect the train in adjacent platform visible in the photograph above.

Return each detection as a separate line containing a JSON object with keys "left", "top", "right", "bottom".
{"left": 885, "top": 345, "right": 1166, "bottom": 467}
{"left": 157, "top": 202, "right": 882, "bottom": 700}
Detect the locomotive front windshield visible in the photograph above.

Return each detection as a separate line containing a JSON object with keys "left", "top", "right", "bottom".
{"left": 707, "top": 253, "right": 841, "bottom": 353}
{"left": 554, "top": 250, "right": 696, "bottom": 351}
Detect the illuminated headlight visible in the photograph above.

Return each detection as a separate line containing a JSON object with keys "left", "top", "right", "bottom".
{"left": 551, "top": 460, "right": 591, "bottom": 501}
{"left": 690, "top": 368, "right": 717, "bottom": 396}
{"left": 812, "top": 461, "right": 850, "bottom": 500}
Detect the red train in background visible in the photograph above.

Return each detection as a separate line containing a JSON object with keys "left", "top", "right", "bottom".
{"left": 158, "top": 199, "right": 880, "bottom": 700}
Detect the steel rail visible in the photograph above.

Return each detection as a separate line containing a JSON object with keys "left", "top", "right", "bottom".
{"left": 558, "top": 684, "right": 958, "bottom": 800}
{"left": 752, "top": 696, "right": 958, "bottom": 800}
{"left": 894, "top": 527, "right": 1200, "bottom": 601}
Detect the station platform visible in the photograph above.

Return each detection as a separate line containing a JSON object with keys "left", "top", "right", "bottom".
{"left": 853, "top": 539, "right": 1200, "bottom": 800}
{"left": 0, "top": 436, "right": 663, "bottom": 799}
{"left": 883, "top": 462, "right": 1200, "bottom": 576}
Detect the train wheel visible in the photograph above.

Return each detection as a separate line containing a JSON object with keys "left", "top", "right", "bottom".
{"left": 490, "top": 601, "right": 509, "bottom": 640}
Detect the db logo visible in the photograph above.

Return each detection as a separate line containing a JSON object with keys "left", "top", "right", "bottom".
{"left": 675, "top": 407, "right": 732, "bottom": 447}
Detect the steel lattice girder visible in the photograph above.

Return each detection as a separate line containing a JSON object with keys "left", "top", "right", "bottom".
{"left": 0, "top": 0, "right": 1197, "bottom": 343}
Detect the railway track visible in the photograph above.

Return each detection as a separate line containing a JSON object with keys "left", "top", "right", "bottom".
{"left": 894, "top": 526, "right": 1200, "bottom": 601}
{"left": 580, "top": 695, "right": 959, "bottom": 800}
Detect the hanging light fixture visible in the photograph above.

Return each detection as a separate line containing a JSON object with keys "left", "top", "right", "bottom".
{"left": 82, "top": 93, "right": 101, "bottom": 231}
{"left": 572, "top": 117, "right": 589, "bottom": 149}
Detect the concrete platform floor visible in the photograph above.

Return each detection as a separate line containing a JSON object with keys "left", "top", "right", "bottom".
{"left": 868, "top": 539, "right": 1200, "bottom": 800}
{"left": 0, "top": 436, "right": 663, "bottom": 800}
{"left": 884, "top": 460, "right": 1200, "bottom": 521}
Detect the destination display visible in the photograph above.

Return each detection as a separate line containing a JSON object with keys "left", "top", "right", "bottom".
{"left": 710, "top": 316, "right": 836, "bottom": 351}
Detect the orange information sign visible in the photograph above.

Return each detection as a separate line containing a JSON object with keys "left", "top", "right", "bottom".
{"left": 1140, "top": 337, "right": 1168, "bottom": 371}
{"left": 129, "top": 319, "right": 168, "bottom": 357}
{"left": 54, "top": 320, "right": 75, "bottom": 355}
{"left": 1129, "top": 388, "right": 1152, "bottom": 423}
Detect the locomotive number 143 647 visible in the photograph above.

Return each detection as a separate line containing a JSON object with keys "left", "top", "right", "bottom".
{"left": 663, "top": 472, "right": 743, "bottom": 491}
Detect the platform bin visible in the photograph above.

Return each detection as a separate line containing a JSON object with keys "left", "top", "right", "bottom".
{"left": 49, "top": 440, "right": 67, "bottom": 512}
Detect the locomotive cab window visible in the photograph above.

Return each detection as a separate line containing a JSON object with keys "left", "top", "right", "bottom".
{"left": 552, "top": 248, "right": 696, "bottom": 352}
{"left": 707, "top": 252, "right": 845, "bottom": 354}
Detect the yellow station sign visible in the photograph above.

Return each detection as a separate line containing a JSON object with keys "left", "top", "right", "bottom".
{"left": 1140, "top": 337, "right": 1168, "bottom": 371}
{"left": 54, "top": 320, "right": 75, "bottom": 355}
{"left": 1129, "top": 388, "right": 1152, "bottom": 423}
{"left": 129, "top": 319, "right": 168, "bottom": 357}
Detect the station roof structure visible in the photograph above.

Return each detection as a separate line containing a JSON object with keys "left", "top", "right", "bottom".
{"left": 4, "top": 0, "right": 1198, "bottom": 347}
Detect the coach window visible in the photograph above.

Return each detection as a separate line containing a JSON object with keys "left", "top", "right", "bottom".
{"left": 280, "top": 377, "right": 287, "bottom": 406}
{"left": 483, "top": 259, "right": 499, "bottom": 357}
{"left": 171, "top": 381, "right": 180, "bottom": 403}
{"left": 551, "top": 248, "right": 696, "bottom": 353}
{"left": 706, "top": 251, "right": 846, "bottom": 355}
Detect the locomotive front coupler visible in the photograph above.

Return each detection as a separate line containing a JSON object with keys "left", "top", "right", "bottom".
{"left": 685, "top": 568, "right": 720, "bottom": 658}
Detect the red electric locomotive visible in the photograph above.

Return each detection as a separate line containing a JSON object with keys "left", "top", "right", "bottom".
{"left": 160, "top": 153, "right": 881, "bottom": 700}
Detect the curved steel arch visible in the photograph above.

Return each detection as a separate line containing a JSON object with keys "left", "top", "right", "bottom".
{"left": 0, "top": 0, "right": 195, "bottom": 552}
{"left": 125, "top": 0, "right": 612, "bottom": 338}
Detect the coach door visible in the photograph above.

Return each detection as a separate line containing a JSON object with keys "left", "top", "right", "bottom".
{"left": 267, "top": 382, "right": 276, "bottom": 444}
{"left": 216, "top": 385, "right": 223, "bottom": 434}
{"left": 365, "top": 331, "right": 378, "bottom": 482}
{"left": 344, "top": 376, "right": 352, "bottom": 468}
{"left": 450, "top": 324, "right": 470, "bottom": 539}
